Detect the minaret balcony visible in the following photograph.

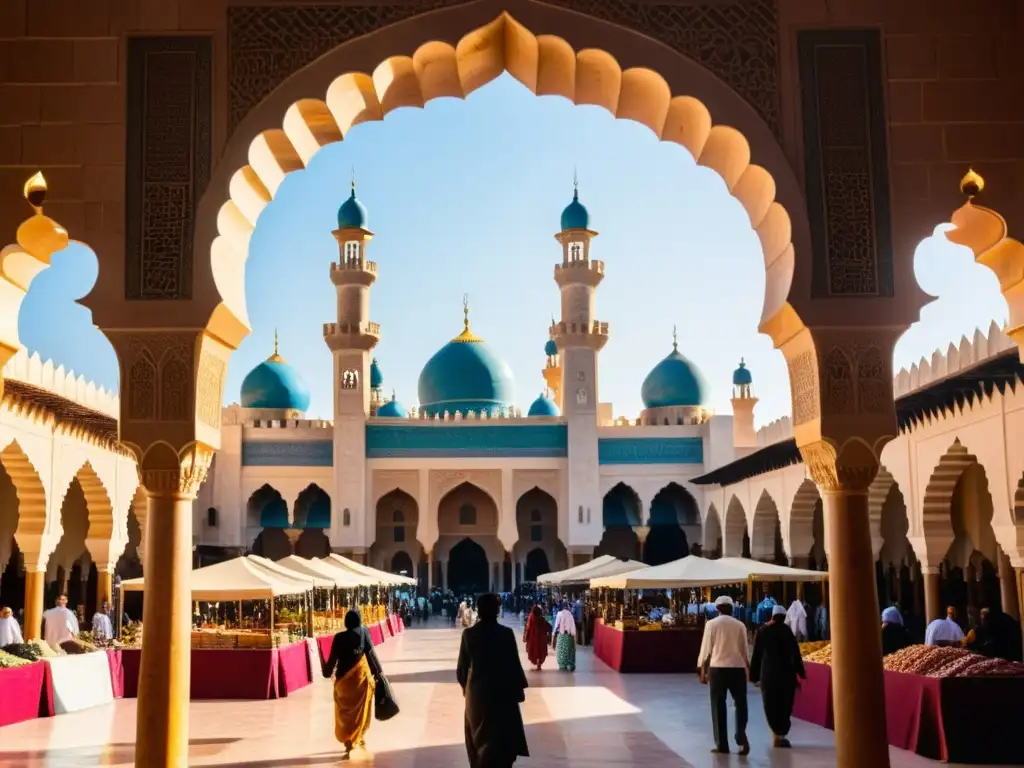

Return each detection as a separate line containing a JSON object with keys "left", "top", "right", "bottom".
{"left": 330, "top": 259, "right": 377, "bottom": 287}
{"left": 550, "top": 319, "right": 609, "bottom": 350}
{"left": 323, "top": 320, "right": 380, "bottom": 351}
{"left": 554, "top": 259, "right": 604, "bottom": 288}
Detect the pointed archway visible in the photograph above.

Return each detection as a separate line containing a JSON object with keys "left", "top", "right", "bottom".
{"left": 597, "top": 483, "right": 642, "bottom": 560}
{"left": 646, "top": 482, "right": 701, "bottom": 565}
{"left": 448, "top": 538, "right": 489, "bottom": 596}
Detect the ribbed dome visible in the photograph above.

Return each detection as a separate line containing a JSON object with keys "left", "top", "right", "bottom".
{"left": 544, "top": 338, "right": 558, "bottom": 357}
{"left": 337, "top": 183, "right": 368, "bottom": 230}
{"left": 732, "top": 359, "right": 753, "bottom": 386}
{"left": 417, "top": 303, "right": 514, "bottom": 417}
{"left": 370, "top": 358, "right": 384, "bottom": 390}
{"left": 560, "top": 187, "right": 590, "bottom": 231}
{"left": 528, "top": 392, "right": 560, "bottom": 417}
{"left": 641, "top": 339, "right": 706, "bottom": 409}
{"left": 240, "top": 335, "right": 311, "bottom": 411}
{"left": 377, "top": 396, "right": 408, "bottom": 418}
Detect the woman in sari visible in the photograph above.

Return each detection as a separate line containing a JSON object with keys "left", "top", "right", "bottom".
{"left": 552, "top": 602, "right": 577, "bottom": 672}
{"left": 523, "top": 604, "right": 551, "bottom": 670}
{"left": 323, "top": 609, "right": 384, "bottom": 759}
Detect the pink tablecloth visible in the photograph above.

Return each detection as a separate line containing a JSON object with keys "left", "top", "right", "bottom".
{"left": 0, "top": 662, "right": 47, "bottom": 727}
{"left": 106, "top": 649, "right": 124, "bottom": 699}
{"left": 395, "top": 616, "right": 404, "bottom": 633}
{"left": 792, "top": 661, "right": 833, "bottom": 728}
{"left": 369, "top": 622, "right": 385, "bottom": 646}
{"left": 276, "top": 641, "right": 312, "bottom": 697}
{"left": 317, "top": 634, "right": 333, "bottom": 664}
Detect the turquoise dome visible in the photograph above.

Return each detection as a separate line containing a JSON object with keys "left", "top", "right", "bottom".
{"left": 641, "top": 340, "right": 706, "bottom": 409}
{"left": 733, "top": 359, "right": 753, "bottom": 386}
{"left": 377, "top": 397, "right": 408, "bottom": 418}
{"left": 544, "top": 338, "right": 558, "bottom": 357}
{"left": 560, "top": 188, "right": 590, "bottom": 231}
{"left": 528, "top": 392, "right": 560, "bottom": 417}
{"left": 370, "top": 358, "right": 384, "bottom": 390}
{"left": 418, "top": 307, "right": 514, "bottom": 417}
{"left": 337, "top": 183, "right": 368, "bottom": 230}
{"left": 240, "top": 338, "right": 311, "bottom": 411}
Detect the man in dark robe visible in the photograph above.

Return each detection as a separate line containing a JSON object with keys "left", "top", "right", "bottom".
{"left": 457, "top": 592, "right": 529, "bottom": 768}
{"left": 749, "top": 605, "right": 806, "bottom": 748}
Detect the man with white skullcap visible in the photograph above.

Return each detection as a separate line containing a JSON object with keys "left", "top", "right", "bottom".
{"left": 697, "top": 595, "right": 751, "bottom": 755}
{"left": 750, "top": 604, "right": 806, "bottom": 747}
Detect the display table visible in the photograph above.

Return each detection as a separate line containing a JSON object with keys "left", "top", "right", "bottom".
{"left": 276, "top": 640, "right": 312, "bottom": 696}
{"left": 44, "top": 651, "right": 115, "bottom": 715}
{"left": 395, "top": 615, "right": 404, "bottom": 633}
{"left": 106, "top": 649, "right": 124, "bottom": 699}
{"left": 593, "top": 619, "right": 703, "bottom": 673}
{"left": 305, "top": 637, "right": 322, "bottom": 679}
{"left": 794, "top": 662, "right": 1024, "bottom": 764}
{"left": 122, "top": 647, "right": 285, "bottom": 700}
{"left": 369, "top": 622, "right": 385, "bottom": 646}
{"left": 0, "top": 662, "right": 47, "bottom": 727}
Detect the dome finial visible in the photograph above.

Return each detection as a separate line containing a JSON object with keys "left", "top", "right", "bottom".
{"left": 672, "top": 324, "right": 678, "bottom": 352}
{"left": 573, "top": 167, "right": 579, "bottom": 200}
{"left": 452, "top": 292, "right": 482, "bottom": 343}
{"left": 391, "top": 388, "right": 397, "bottom": 402}
{"left": 351, "top": 165, "right": 356, "bottom": 193}
{"left": 267, "top": 328, "right": 285, "bottom": 363}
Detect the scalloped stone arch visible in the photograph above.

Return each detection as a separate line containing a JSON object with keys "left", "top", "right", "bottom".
{"left": 74, "top": 460, "right": 116, "bottom": 543}
{"left": 750, "top": 489, "right": 780, "bottom": 561}
{"left": 920, "top": 440, "right": 977, "bottom": 554}
{"left": 0, "top": 438, "right": 48, "bottom": 545}
{"left": 196, "top": 9, "right": 814, "bottom": 413}
{"left": 703, "top": 502, "right": 723, "bottom": 554}
{"left": 868, "top": 468, "right": 896, "bottom": 558}
{"left": 789, "top": 478, "right": 820, "bottom": 560}
{"left": 723, "top": 494, "right": 747, "bottom": 557}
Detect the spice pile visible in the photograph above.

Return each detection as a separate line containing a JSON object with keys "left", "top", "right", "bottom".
{"left": 0, "top": 649, "right": 32, "bottom": 668}
{"left": 800, "top": 641, "right": 829, "bottom": 657}
{"left": 883, "top": 645, "right": 1024, "bottom": 678}
{"left": 803, "top": 643, "right": 833, "bottom": 664}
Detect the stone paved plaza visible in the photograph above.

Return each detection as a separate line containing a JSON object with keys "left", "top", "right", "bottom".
{"left": 0, "top": 620, "right": 1010, "bottom": 767}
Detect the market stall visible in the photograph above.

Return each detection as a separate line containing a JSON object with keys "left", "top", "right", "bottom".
{"left": 44, "top": 650, "right": 116, "bottom": 715}
{"left": 536, "top": 555, "right": 618, "bottom": 586}
{"left": 0, "top": 660, "right": 47, "bottom": 727}
{"left": 119, "top": 557, "right": 315, "bottom": 700}
{"left": 319, "top": 554, "right": 413, "bottom": 645}
{"left": 795, "top": 643, "right": 1024, "bottom": 764}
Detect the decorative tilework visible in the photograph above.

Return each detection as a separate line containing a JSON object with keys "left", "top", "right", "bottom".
{"left": 242, "top": 440, "right": 333, "bottom": 466}
{"left": 598, "top": 437, "right": 703, "bottom": 465}
{"left": 366, "top": 425, "right": 568, "bottom": 458}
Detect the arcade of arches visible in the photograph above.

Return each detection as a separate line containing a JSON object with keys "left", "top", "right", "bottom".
{"left": 244, "top": 483, "right": 332, "bottom": 561}
{"left": 4, "top": 1, "right": 1024, "bottom": 767}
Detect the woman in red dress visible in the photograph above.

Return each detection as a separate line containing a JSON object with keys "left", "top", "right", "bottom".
{"left": 524, "top": 604, "right": 551, "bottom": 670}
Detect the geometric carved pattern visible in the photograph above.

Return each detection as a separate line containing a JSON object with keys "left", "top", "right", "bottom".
{"left": 822, "top": 347, "right": 855, "bottom": 416}
{"left": 122, "top": 333, "right": 195, "bottom": 423}
{"left": 540, "top": 0, "right": 780, "bottom": 135}
{"left": 798, "top": 30, "right": 893, "bottom": 298}
{"left": 126, "top": 37, "right": 213, "bottom": 300}
{"left": 787, "top": 350, "right": 820, "bottom": 426}
{"left": 196, "top": 350, "right": 227, "bottom": 428}
{"left": 226, "top": 1, "right": 780, "bottom": 136}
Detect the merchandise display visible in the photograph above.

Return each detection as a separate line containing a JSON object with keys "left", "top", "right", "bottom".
{"left": 799, "top": 641, "right": 829, "bottom": 657}
{"left": 882, "top": 644, "right": 1024, "bottom": 677}
{"left": 0, "top": 649, "right": 32, "bottom": 668}
{"left": 803, "top": 643, "right": 833, "bottom": 664}
{"left": 1, "top": 642, "right": 43, "bottom": 662}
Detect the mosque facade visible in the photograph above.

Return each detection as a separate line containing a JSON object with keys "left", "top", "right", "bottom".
{"left": 192, "top": 185, "right": 760, "bottom": 593}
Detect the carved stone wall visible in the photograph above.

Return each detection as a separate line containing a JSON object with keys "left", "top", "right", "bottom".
{"left": 797, "top": 29, "right": 894, "bottom": 298}
{"left": 119, "top": 333, "right": 197, "bottom": 424}
{"left": 125, "top": 37, "right": 213, "bottom": 301}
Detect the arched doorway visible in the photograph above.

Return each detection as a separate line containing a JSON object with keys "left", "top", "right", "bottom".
{"left": 252, "top": 528, "right": 290, "bottom": 560}
{"left": 750, "top": 490, "right": 786, "bottom": 565}
{"left": 524, "top": 548, "right": 550, "bottom": 583}
{"left": 646, "top": 482, "right": 701, "bottom": 566}
{"left": 247, "top": 484, "right": 288, "bottom": 550}
{"left": 293, "top": 484, "right": 330, "bottom": 530}
{"left": 723, "top": 496, "right": 750, "bottom": 558}
{"left": 514, "top": 487, "right": 566, "bottom": 583}
{"left": 597, "top": 483, "right": 641, "bottom": 560}
{"left": 448, "top": 538, "right": 489, "bottom": 596}
{"left": 704, "top": 505, "right": 723, "bottom": 558}
{"left": 372, "top": 489, "right": 420, "bottom": 582}
{"left": 391, "top": 551, "right": 414, "bottom": 578}
{"left": 295, "top": 530, "right": 330, "bottom": 559}
{"left": 437, "top": 482, "right": 500, "bottom": 593}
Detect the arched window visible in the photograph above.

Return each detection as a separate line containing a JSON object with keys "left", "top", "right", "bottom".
{"left": 578, "top": 505, "right": 584, "bottom": 524}
{"left": 530, "top": 509, "right": 541, "bottom": 523}
{"left": 343, "top": 508, "right": 351, "bottom": 526}
{"left": 394, "top": 525, "right": 405, "bottom": 543}
{"left": 459, "top": 503, "right": 477, "bottom": 525}
{"left": 393, "top": 509, "right": 404, "bottom": 523}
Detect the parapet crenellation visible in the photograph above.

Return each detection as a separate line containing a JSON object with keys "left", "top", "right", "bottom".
{"left": 893, "top": 321, "right": 1013, "bottom": 398}
{"left": 2, "top": 347, "right": 119, "bottom": 418}
{"left": 756, "top": 416, "right": 792, "bottom": 446}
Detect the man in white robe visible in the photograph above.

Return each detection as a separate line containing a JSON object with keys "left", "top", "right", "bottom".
{"left": 925, "top": 605, "right": 965, "bottom": 647}
{"left": 91, "top": 601, "right": 114, "bottom": 643}
{"left": 42, "top": 594, "right": 80, "bottom": 650}
{"left": 0, "top": 606, "right": 24, "bottom": 646}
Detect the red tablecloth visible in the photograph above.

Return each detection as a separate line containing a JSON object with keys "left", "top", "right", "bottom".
{"left": 792, "top": 661, "right": 833, "bottom": 728}
{"left": 317, "top": 634, "right": 333, "bottom": 664}
{"left": 122, "top": 648, "right": 280, "bottom": 700}
{"left": 593, "top": 620, "right": 702, "bottom": 673}
{"left": 276, "top": 641, "right": 311, "bottom": 697}
{"left": 385, "top": 616, "right": 395, "bottom": 636}
{"left": 793, "top": 662, "right": 1024, "bottom": 764}
{"left": 106, "top": 649, "right": 124, "bottom": 699}
{"left": 395, "top": 616, "right": 404, "bottom": 633}
{"left": 0, "top": 662, "right": 47, "bottom": 727}
{"left": 369, "top": 622, "right": 385, "bottom": 646}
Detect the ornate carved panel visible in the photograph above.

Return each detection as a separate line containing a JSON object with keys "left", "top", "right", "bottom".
{"left": 512, "top": 469, "right": 560, "bottom": 503}
{"left": 227, "top": 2, "right": 472, "bottom": 132}
{"left": 227, "top": 1, "right": 779, "bottom": 136}
{"left": 787, "top": 350, "right": 819, "bottom": 426}
{"left": 125, "top": 37, "right": 213, "bottom": 301}
{"left": 373, "top": 469, "right": 420, "bottom": 505}
{"left": 798, "top": 30, "right": 894, "bottom": 298}
{"left": 195, "top": 350, "right": 227, "bottom": 428}
{"left": 596, "top": 437, "right": 703, "bottom": 464}
{"left": 240, "top": 440, "right": 334, "bottom": 466}
{"left": 120, "top": 333, "right": 196, "bottom": 423}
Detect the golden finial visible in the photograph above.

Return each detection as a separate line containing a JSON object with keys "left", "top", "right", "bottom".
{"left": 16, "top": 171, "right": 68, "bottom": 260}
{"left": 960, "top": 168, "right": 984, "bottom": 199}
{"left": 267, "top": 328, "right": 285, "bottom": 363}
{"left": 24, "top": 172, "right": 47, "bottom": 212}
{"left": 452, "top": 293, "right": 482, "bottom": 343}
{"left": 672, "top": 324, "right": 678, "bottom": 351}
{"left": 391, "top": 388, "right": 397, "bottom": 402}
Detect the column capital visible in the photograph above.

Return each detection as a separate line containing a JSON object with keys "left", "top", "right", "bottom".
{"left": 633, "top": 525, "right": 651, "bottom": 545}
{"left": 139, "top": 443, "right": 214, "bottom": 500}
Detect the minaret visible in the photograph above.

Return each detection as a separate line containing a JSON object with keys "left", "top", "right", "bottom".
{"left": 323, "top": 179, "right": 379, "bottom": 560}
{"left": 730, "top": 358, "right": 758, "bottom": 449}
{"left": 551, "top": 175, "right": 608, "bottom": 563}
{"left": 542, "top": 317, "right": 562, "bottom": 411}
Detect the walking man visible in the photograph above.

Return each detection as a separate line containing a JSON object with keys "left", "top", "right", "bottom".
{"left": 750, "top": 604, "right": 806, "bottom": 747}
{"left": 697, "top": 595, "right": 750, "bottom": 755}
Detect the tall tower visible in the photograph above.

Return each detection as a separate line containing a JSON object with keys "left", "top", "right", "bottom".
{"left": 551, "top": 178, "right": 608, "bottom": 562}
{"left": 730, "top": 358, "right": 758, "bottom": 449}
{"left": 542, "top": 320, "right": 562, "bottom": 410}
{"left": 323, "top": 181, "right": 379, "bottom": 560}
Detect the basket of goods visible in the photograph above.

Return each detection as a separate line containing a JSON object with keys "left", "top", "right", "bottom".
{"left": 799, "top": 641, "right": 829, "bottom": 657}
{"left": 883, "top": 645, "right": 1024, "bottom": 677}
{"left": 1, "top": 643, "right": 43, "bottom": 662}
{"left": 192, "top": 631, "right": 238, "bottom": 650}
{"left": 803, "top": 643, "right": 833, "bottom": 665}
{"left": 121, "top": 624, "right": 141, "bottom": 648}
{"left": 236, "top": 632, "right": 273, "bottom": 649}
{"left": 0, "top": 649, "right": 32, "bottom": 668}
{"left": 29, "top": 639, "right": 56, "bottom": 658}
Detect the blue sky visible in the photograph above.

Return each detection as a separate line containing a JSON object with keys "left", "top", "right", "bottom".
{"left": 20, "top": 73, "right": 1007, "bottom": 425}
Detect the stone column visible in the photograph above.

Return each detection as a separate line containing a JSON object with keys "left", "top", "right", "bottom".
{"left": 427, "top": 551, "right": 433, "bottom": 592}
{"left": 23, "top": 567, "right": 46, "bottom": 642}
{"left": 97, "top": 567, "right": 114, "bottom": 612}
{"left": 569, "top": 548, "right": 593, "bottom": 568}
{"left": 440, "top": 560, "right": 447, "bottom": 592}
{"left": 998, "top": 552, "right": 1020, "bottom": 620}
{"left": 923, "top": 566, "right": 942, "bottom": 623}
{"left": 633, "top": 526, "right": 650, "bottom": 562}
{"left": 285, "top": 528, "right": 302, "bottom": 552}
{"left": 133, "top": 446, "right": 213, "bottom": 768}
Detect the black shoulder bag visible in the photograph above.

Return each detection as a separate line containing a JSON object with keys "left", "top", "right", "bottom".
{"left": 374, "top": 674, "right": 400, "bottom": 721}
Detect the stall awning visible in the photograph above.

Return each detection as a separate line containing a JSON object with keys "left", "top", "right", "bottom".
{"left": 320, "top": 553, "right": 417, "bottom": 586}
{"left": 248, "top": 555, "right": 336, "bottom": 589}
{"left": 716, "top": 557, "right": 828, "bottom": 582}
{"left": 120, "top": 556, "right": 312, "bottom": 600}
{"left": 266, "top": 555, "right": 376, "bottom": 588}
{"left": 536, "top": 554, "right": 618, "bottom": 586}
{"left": 590, "top": 556, "right": 750, "bottom": 589}
{"left": 558, "top": 558, "right": 646, "bottom": 585}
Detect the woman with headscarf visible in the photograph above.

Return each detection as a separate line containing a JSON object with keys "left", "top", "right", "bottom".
{"left": 457, "top": 593, "right": 529, "bottom": 768}
{"left": 322, "top": 609, "right": 384, "bottom": 759}
{"left": 881, "top": 606, "right": 909, "bottom": 656}
{"left": 523, "top": 604, "right": 551, "bottom": 670}
{"left": 552, "top": 602, "right": 578, "bottom": 672}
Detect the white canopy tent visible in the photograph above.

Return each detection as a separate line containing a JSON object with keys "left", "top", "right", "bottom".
{"left": 264, "top": 555, "right": 377, "bottom": 588}
{"left": 321, "top": 553, "right": 418, "bottom": 587}
{"left": 590, "top": 556, "right": 753, "bottom": 590}
{"left": 557, "top": 558, "right": 646, "bottom": 586}
{"left": 716, "top": 557, "right": 829, "bottom": 582}
{"left": 120, "top": 556, "right": 312, "bottom": 601}
{"left": 536, "top": 555, "right": 618, "bottom": 586}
